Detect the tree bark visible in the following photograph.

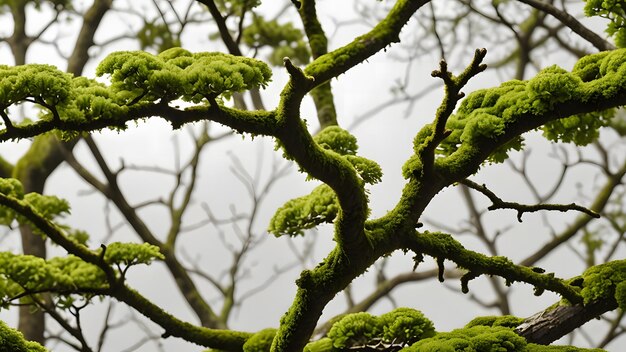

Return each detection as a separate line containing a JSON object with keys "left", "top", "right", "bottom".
{"left": 516, "top": 298, "right": 618, "bottom": 345}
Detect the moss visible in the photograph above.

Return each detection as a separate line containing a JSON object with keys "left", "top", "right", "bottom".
{"left": 465, "top": 315, "right": 525, "bottom": 329}
{"left": 325, "top": 308, "right": 435, "bottom": 349}
{"left": 379, "top": 307, "right": 436, "bottom": 343}
{"left": 242, "top": 328, "right": 276, "bottom": 352}
{"left": 0, "top": 320, "right": 48, "bottom": 352}
{"left": 405, "top": 325, "right": 526, "bottom": 351}
{"left": 432, "top": 49, "right": 626, "bottom": 165}
{"left": 304, "top": 337, "right": 335, "bottom": 352}
{"left": 327, "top": 312, "right": 380, "bottom": 348}
{"left": 580, "top": 259, "right": 626, "bottom": 309}
{"left": 268, "top": 184, "right": 339, "bottom": 237}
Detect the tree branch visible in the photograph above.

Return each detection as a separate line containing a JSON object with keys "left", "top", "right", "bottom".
{"left": 459, "top": 178, "right": 600, "bottom": 221}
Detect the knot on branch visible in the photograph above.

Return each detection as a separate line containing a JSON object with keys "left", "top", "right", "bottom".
{"left": 284, "top": 57, "right": 315, "bottom": 87}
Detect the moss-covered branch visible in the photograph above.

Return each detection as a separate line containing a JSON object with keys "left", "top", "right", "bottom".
{"left": 403, "top": 231, "right": 583, "bottom": 304}
{"left": 297, "top": 0, "right": 337, "bottom": 128}
{"left": 0, "top": 189, "right": 251, "bottom": 350}
{"left": 303, "top": 0, "right": 430, "bottom": 85}
{"left": 276, "top": 64, "right": 370, "bottom": 251}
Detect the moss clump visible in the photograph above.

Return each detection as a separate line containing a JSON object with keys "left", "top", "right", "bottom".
{"left": 379, "top": 307, "right": 436, "bottom": 344}
{"left": 327, "top": 308, "right": 434, "bottom": 349}
{"left": 0, "top": 320, "right": 48, "bottom": 352}
{"left": 580, "top": 259, "right": 626, "bottom": 309}
{"left": 268, "top": 184, "right": 339, "bottom": 237}
{"left": 404, "top": 324, "right": 604, "bottom": 351}
{"left": 242, "top": 328, "right": 276, "bottom": 352}
{"left": 465, "top": 315, "right": 525, "bottom": 329}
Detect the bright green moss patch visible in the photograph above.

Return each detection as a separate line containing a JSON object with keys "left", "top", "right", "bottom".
{"left": 580, "top": 259, "right": 626, "bottom": 309}
{"left": 0, "top": 320, "right": 48, "bottom": 352}
{"left": 0, "top": 252, "right": 107, "bottom": 303}
{"left": 465, "top": 315, "right": 525, "bottom": 329}
{"left": 97, "top": 48, "right": 272, "bottom": 103}
{"left": 404, "top": 325, "right": 604, "bottom": 351}
{"left": 327, "top": 308, "right": 434, "bottom": 349}
{"left": 304, "top": 337, "right": 334, "bottom": 352}
{"left": 406, "top": 326, "right": 526, "bottom": 351}
{"left": 243, "top": 328, "right": 276, "bottom": 352}
{"left": 268, "top": 184, "right": 339, "bottom": 237}
{"left": 101, "top": 242, "right": 164, "bottom": 266}
{"left": 313, "top": 126, "right": 358, "bottom": 156}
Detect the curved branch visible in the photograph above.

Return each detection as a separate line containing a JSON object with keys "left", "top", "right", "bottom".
{"left": 304, "top": 0, "right": 430, "bottom": 85}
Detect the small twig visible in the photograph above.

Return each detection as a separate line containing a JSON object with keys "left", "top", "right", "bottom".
{"left": 460, "top": 179, "right": 600, "bottom": 222}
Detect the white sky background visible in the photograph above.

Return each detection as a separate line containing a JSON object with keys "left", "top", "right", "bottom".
{"left": 0, "top": 0, "right": 625, "bottom": 351}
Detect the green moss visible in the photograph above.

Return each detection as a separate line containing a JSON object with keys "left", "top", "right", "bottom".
{"left": 379, "top": 307, "right": 436, "bottom": 344}
{"left": 465, "top": 315, "right": 525, "bottom": 329}
{"left": 580, "top": 259, "right": 626, "bottom": 309}
{"left": 100, "top": 242, "right": 164, "bottom": 266}
{"left": 0, "top": 320, "right": 48, "bottom": 352}
{"left": 325, "top": 308, "right": 435, "bottom": 349}
{"left": 304, "top": 337, "right": 335, "bottom": 352}
{"left": 268, "top": 184, "right": 339, "bottom": 237}
{"left": 434, "top": 49, "right": 626, "bottom": 164}
{"left": 313, "top": 126, "right": 358, "bottom": 156}
{"left": 242, "top": 328, "right": 276, "bottom": 352}
{"left": 405, "top": 326, "right": 526, "bottom": 351}
{"left": 327, "top": 312, "right": 380, "bottom": 349}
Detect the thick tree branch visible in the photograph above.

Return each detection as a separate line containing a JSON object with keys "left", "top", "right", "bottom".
{"left": 0, "top": 104, "right": 278, "bottom": 142}
{"left": 516, "top": 298, "right": 619, "bottom": 344}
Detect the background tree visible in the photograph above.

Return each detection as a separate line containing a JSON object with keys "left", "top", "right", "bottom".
{"left": 0, "top": 0, "right": 624, "bottom": 352}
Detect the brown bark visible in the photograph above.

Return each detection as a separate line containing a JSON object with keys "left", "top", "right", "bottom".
{"left": 516, "top": 299, "right": 619, "bottom": 345}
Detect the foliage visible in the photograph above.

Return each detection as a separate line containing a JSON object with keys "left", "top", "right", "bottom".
{"left": 585, "top": 0, "right": 626, "bottom": 47}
